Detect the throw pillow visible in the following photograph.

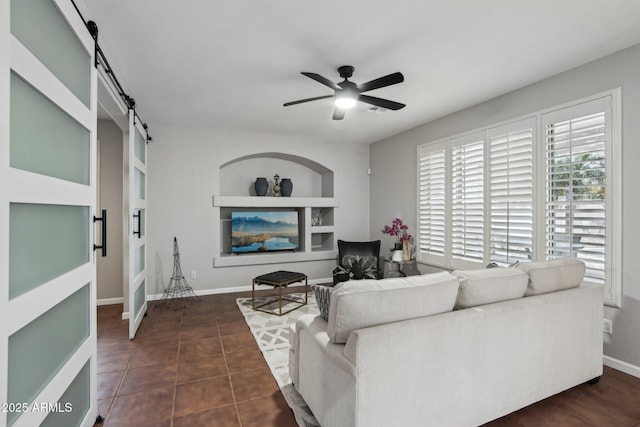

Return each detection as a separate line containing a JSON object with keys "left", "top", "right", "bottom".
{"left": 516, "top": 258, "right": 585, "bottom": 296}
{"left": 453, "top": 268, "right": 528, "bottom": 309}
{"left": 486, "top": 260, "right": 520, "bottom": 268}
{"left": 312, "top": 285, "right": 333, "bottom": 321}
{"left": 327, "top": 272, "right": 459, "bottom": 344}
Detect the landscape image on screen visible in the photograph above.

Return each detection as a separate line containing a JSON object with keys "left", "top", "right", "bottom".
{"left": 231, "top": 211, "right": 299, "bottom": 253}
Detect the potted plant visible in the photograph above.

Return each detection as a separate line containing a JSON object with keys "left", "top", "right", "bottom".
{"left": 333, "top": 256, "right": 378, "bottom": 280}
{"left": 382, "top": 218, "right": 413, "bottom": 261}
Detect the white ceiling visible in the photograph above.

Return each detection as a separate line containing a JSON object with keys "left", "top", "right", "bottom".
{"left": 86, "top": 0, "right": 640, "bottom": 145}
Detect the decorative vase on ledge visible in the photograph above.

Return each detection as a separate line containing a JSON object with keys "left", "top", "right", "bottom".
{"left": 402, "top": 241, "right": 411, "bottom": 261}
{"left": 280, "top": 178, "right": 293, "bottom": 197}
{"left": 254, "top": 177, "right": 268, "bottom": 196}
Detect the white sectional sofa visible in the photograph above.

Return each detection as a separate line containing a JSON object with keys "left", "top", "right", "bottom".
{"left": 289, "top": 259, "right": 603, "bottom": 427}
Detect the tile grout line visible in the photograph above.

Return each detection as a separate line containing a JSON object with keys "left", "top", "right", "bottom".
{"left": 98, "top": 315, "right": 135, "bottom": 426}
{"left": 168, "top": 304, "right": 185, "bottom": 427}
{"left": 218, "top": 313, "right": 244, "bottom": 427}
{"left": 97, "top": 297, "right": 300, "bottom": 426}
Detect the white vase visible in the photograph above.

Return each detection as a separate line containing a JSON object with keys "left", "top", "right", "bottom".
{"left": 392, "top": 249, "right": 403, "bottom": 262}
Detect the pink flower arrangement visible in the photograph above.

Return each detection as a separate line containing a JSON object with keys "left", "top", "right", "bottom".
{"left": 382, "top": 218, "right": 412, "bottom": 244}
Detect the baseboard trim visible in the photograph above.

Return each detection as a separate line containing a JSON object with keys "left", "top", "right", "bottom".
{"left": 118, "top": 277, "right": 331, "bottom": 319}
{"left": 603, "top": 355, "right": 640, "bottom": 378}
{"left": 97, "top": 297, "right": 124, "bottom": 306}
{"left": 146, "top": 277, "right": 332, "bottom": 301}
{"left": 146, "top": 285, "right": 247, "bottom": 301}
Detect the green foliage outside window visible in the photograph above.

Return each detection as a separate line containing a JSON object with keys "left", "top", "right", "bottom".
{"left": 549, "top": 153, "right": 605, "bottom": 200}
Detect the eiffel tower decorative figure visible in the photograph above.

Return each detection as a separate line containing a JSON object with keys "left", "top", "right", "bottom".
{"left": 158, "top": 237, "right": 200, "bottom": 310}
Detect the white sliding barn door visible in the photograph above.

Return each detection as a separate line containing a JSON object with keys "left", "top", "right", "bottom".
{"left": 126, "top": 112, "right": 148, "bottom": 339}
{"left": 1, "top": 0, "right": 98, "bottom": 426}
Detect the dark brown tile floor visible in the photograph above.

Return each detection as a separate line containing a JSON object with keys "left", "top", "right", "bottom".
{"left": 96, "top": 288, "right": 640, "bottom": 427}
{"left": 95, "top": 289, "right": 299, "bottom": 427}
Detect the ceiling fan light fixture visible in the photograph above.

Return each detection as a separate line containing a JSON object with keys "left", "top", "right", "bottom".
{"left": 283, "top": 66, "right": 405, "bottom": 118}
{"left": 334, "top": 93, "right": 357, "bottom": 109}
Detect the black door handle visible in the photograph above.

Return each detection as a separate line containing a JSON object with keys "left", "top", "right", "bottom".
{"left": 133, "top": 211, "right": 141, "bottom": 238}
{"left": 93, "top": 209, "right": 107, "bottom": 256}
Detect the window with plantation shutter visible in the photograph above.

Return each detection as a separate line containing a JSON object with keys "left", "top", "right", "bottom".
{"left": 451, "top": 136, "right": 484, "bottom": 266}
{"left": 489, "top": 119, "right": 534, "bottom": 265}
{"left": 417, "top": 144, "right": 446, "bottom": 264}
{"left": 542, "top": 98, "right": 611, "bottom": 292}
{"left": 415, "top": 90, "right": 620, "bottom": 306}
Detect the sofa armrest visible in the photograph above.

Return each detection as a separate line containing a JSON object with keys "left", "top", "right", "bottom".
{"left": 293, "top": 314, "right": 355, "bottom": 376}
{"left": 290, "top": 314, "right": 315, "bottom": 386}
{"left": 293, "top": 314, "right": 357, "bottom": 427}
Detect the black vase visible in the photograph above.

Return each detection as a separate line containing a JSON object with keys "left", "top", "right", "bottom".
{"left": 280, "top": 178, "right": 293, "bottom": 197}
{"left": 254, "top": 177, "right": 268, "bottom": 196}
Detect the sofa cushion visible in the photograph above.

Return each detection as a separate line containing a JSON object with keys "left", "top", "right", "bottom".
{"left": 516, "top": 258, "right": 585, "bottom": 296}
{"left": 326, "top": 272, "right": 459, "bottom": 344}
{"left": 311, "top": 285, "right": 333, "bottom": 321}
{"left": 452, "top": 268, "right": 528, "bottom": 309}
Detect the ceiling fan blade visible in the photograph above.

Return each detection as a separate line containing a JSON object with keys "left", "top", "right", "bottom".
{"left": 358, "top": 72, "right": 404, "bottom": 93}
{"left": 333, "top": 108, "right": 345, "bottom": 120}
{"left": 359, "top": 94, "right": 406, "bottom": 110}
{"left": 283, "top": 95, "right": 334, "bottom": 107}
{"left": 301, "top": 72, "right": 341, "bottom": 90}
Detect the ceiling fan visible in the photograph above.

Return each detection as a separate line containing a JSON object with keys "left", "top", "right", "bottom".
{"left": 283, "top": 65, "right": 405, "bottom": 120}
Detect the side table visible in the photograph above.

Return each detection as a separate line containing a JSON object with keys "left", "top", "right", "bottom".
{"left": 252, "top": 270, "right": 308, "bottom": 316}
{"left": 383, "top": 257, "right": 420, "bottom": 278}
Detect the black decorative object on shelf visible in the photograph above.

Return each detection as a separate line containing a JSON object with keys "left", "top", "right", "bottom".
{"left": 281, "top": 178, "right": 293, "bottom": 197}
{"left": 158, "top": 237, "right": 200, "bottom": 310}
{"left": 254, "top": 177, "right": 268, "bottom": 196}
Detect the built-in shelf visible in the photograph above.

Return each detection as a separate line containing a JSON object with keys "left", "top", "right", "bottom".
{"left": 213, "top": 195, "right": 339, "bottom": 267}
{"left": 213, "top": 196, "right": 338, "bottom": 208}
{"left": 310, "top": 225, "right": 334, "bottom": 233}
{"left": 310, "top": 232, "right": 334, "bottom": 252}
{"left": 213, "top": 250, "right": 337, "bottom": 267}
{"left": 214, "top": 153, "right": 338, "bottom": 268}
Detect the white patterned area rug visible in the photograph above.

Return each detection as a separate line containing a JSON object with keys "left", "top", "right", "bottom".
{"left": 236, "top": 293, "right": 321, "bottom": 427}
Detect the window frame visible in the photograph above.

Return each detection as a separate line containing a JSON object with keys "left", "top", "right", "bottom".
{"left": 416, "top": 88, "right": 622, "bottom": 307}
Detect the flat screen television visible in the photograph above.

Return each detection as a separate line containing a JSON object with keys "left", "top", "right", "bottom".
{"left": 231, "top": 211, "right": 299, "bottom": 253}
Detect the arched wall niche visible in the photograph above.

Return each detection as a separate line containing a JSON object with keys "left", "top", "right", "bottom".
{"left": 219, "top": 152, "right": 334, "bottom": 197}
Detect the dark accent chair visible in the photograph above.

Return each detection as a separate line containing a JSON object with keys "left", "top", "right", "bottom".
{"left": 332, "top": 240, "right": 383, "bottom": 285}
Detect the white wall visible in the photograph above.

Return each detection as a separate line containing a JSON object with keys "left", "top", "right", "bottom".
{"left": 97, "top": 119, "right": 124, "bottom": 300}
{"left": 146, "top": 126, "right": 371, "bottom": 295}
{"left": 370, "top": 43, "right": 640, "bottom": 371}
{"left": 220, "top": 157, "right": 324, "bottom": 197}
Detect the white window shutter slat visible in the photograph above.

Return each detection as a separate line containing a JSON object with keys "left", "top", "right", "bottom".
{"left": 543, "top": 110, "right": 607, "bottom": 286}
{"left": 489, "top": 120, "right": 534, "bottom": 265}
{"left": 418, "top": 146, "right": 446, "bottom": 263}
{"left": 451, "top": 138, "right": 485, "bottom": 266}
